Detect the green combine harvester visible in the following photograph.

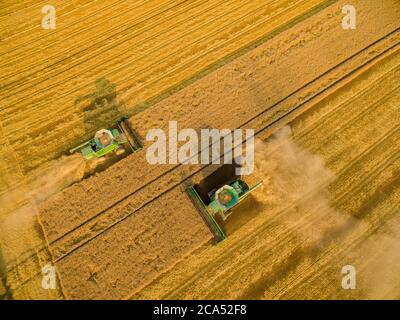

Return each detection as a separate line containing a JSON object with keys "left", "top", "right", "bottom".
{"left": 70, "top": 116, "right": 143, "bottom": 160}
{"left": 187, "top": 164, "right": 262, "bottom": 243}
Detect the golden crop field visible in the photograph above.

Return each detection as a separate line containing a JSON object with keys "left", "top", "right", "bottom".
{"left": 0, "top": 0, "right": 399, "bottom": 300}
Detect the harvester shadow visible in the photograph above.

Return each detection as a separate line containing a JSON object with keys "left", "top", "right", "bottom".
{"left": 75, "top": 78, "right": 126, "bottom": 139}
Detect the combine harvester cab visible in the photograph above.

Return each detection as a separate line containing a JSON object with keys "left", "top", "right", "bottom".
{"left": 187, "top": 164, "right": 261, "bottom": 243}
{"left": 70, "top": 116, "right": 143, "bottom": 160}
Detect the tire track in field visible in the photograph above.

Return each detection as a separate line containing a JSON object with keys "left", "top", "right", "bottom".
{"left": 153, "top": 101, "right": 400, "bottom": 299}
{"left": 22, "top": 29, "right": 398, "bottom": 271}
{"left": 130, "top": 51, "right": 400, "bottom": 298}
{"left": 48, "top": 34, "right": 400, "bottom": 260}
{"left": 55, "top": 47, "right": 396, "bottom": 298}
{"left": 164, "top": 109, "right": 400, "bottom": 299}
{"left": 294, "top": 63, "right": 400, "bottom": 143}
{"left": 50, "top": 58, "right": 400, "bottom": 262}
{"left": 137, "top": 145, "right": 400, "bottom": 298}
{"left": 7, "top": 5, "right": 398, "bottom": 296}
